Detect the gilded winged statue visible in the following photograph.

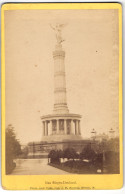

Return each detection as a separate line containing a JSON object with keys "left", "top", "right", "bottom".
{"left": 50, "top": 23, "right": 66, "bottom": 44}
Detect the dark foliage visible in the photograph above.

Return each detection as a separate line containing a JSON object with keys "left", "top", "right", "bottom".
{"left": 80, "top": 144, "right": 96, "bottom": 161}
{"left": 6, "top": 124, "right": 22, "bottom": 174}
{"left": 48, "top": 150, "right": 60, "bottom": 164}
{"left": 48, "top": 138, "right": 120, "bottom": 174}
{"left": 63, "top": 148, "right": 77, "bottom": 160}
{"left": 48, "top": 148, "right": 78, "bottom": 164}
{"left": 94, "top": 153, "right": 103, "bottom": 170}
{"left": 105, "top": 151, "right": 119, "bottom": 173}
{"left": 20, "top": 146, "right": 29, "bottom": 159}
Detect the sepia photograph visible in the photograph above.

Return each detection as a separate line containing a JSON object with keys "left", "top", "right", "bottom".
{"left": 4, "top": 7, "right": 121, "bottom": 177}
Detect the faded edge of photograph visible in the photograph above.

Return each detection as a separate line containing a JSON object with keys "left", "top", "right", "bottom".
{"left": 5, "top": 9, "right": 120, "bottom": 175}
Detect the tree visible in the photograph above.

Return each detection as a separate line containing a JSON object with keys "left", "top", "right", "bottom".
{"left": 106, "top": 137, "right": 119, "bottom": 152}
{"left": 80, "top": 144, "right": 96, "bottom": 162}
{"left": 21, "top": 146, "right": 29, "bottom": 159}
{"left": 48, "top": 150, "right": 60, "bottom": 164}
{"left": 6, "top": 124, "right": 22, "bottom": 174}
{"left": 105, "top": 151, "right": 119, "bottom": 173}
{"left": 64, "top": 148, "right": 77, "bottom": 160}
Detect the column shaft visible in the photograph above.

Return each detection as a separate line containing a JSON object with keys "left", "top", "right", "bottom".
{"left": 45, "top": 121, "right": 48, "bottom": 136}
{"left": 44, "top": 121, "right": 46, "bottom": 136}
{"left": 50, "top": 120, "right": 53, "bottom": 135}
{"left": 42, "top": 122, "right": 45, "bottom": 136}
{"left": 71, "top": 120, "right": 74, "bottom": 134}
{"left": 76, "top": 120, "right": 79, "bottom": 135}
{"left": 46, "top": 121, "right": 48, "bottom": 135}
{"left": 78, "top": 121, "right": 81, "bottom": 135}
{"left": 53, "top": 47, "right": 69, "bottom": 114}
{"left": 57, "top": 120, "right": 59, "bottom": 134}
{"left": 64, "top": 119, "right": 67, "bottom": 134}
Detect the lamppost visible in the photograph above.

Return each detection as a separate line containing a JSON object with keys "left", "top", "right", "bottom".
{"left": 91, "top": 128, "right": 96, "bottom": 141}
{"left": 32, "top": 142, "right": 35, "bottom": 159}
{"left": 109, "top": 128, "right": 115, "bottom": 139}
{"left": 90, "top": 128, "right": 97, "bottom": 152}
{"left": 102, "top": 139, "right": 106, "bottom": 173}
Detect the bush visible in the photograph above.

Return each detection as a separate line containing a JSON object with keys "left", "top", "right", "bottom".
{"left": 48, "top": 148, "right": 78, "bottom": 164}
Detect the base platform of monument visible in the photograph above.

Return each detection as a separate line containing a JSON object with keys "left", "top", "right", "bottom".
{"left": 27, "top": 138, "right": 98, "bottom": 159}
{"left": 41, "top": 134, "right": 82, "bottom": 143}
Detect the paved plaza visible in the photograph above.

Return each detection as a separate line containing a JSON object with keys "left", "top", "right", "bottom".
{"left": 11, "top": 159, "right": 70, "bottom": 175}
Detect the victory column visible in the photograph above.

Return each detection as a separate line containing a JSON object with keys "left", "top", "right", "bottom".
{"left": 41, "top": 24, "right": 82, "bottom": 145}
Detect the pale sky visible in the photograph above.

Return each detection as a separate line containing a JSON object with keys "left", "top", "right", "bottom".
{"left": 5, "top": 9, "right": 119, "bottom": 144}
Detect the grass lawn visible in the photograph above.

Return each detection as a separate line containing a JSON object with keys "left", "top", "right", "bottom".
{"left": 48, "top": 160, "right": 101, "bottom": 174}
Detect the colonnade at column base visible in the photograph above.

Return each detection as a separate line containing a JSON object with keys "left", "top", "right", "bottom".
{"left": 41, "top": 113, "right": 82, "bottom": 142}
